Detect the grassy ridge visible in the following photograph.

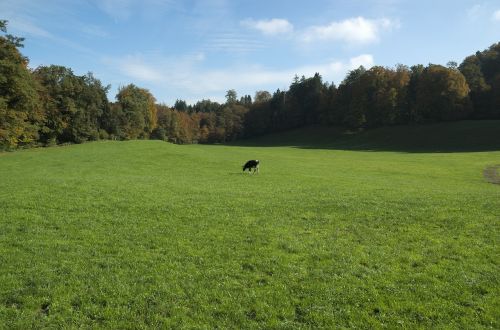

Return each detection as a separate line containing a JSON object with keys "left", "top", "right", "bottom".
{"left": 0, "top": 121, "right": 499, "bottom": 328}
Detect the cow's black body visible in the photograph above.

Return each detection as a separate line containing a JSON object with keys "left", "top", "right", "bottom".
{"left": 243, "top": 160, "right": 260, "bottom": 173}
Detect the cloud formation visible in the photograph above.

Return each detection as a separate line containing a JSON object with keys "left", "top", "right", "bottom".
{"left": 108, "top": 52, "right": 375, "bottom": 103}
{"left": 300, "top": 17, "right": 397, "bottom": 45}
{"left": 348, "top": 54, "right": 375, "bottom": 69}
{"left": 115, "top": 56, "right": 164, "bottom": 82}
{"left": 203, "top": 32, "right": 269, "bottom": 53}
{"left": 241, "top": 16, "right": 398, "bottom": 47}
{"left": 241, "top": 18, "right": 294, "bottom": 36}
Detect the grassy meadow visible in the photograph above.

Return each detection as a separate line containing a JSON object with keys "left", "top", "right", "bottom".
{"left": 0, "top": 121, "right": 499, "bottom": 328}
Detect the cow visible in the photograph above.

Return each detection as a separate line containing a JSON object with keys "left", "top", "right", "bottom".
{"left": 243, "top": 160, "right": 260, "bottom": 174}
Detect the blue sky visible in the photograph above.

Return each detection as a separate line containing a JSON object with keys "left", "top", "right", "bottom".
{"left": 1, "top": 0, "right": 499, "bottom": 104}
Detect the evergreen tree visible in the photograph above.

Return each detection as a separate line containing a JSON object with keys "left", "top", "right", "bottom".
{"left": 225, "top": 89, "right": 237, "bottom": 104}
{"left": 174, "top": 99, "right": 188, "bottom": 112}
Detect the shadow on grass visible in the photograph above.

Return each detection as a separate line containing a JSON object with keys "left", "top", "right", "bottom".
{"left": 229, "top": 120, "right": 500, "bottom": 153}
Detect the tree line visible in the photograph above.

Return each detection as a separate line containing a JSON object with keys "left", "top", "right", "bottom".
{"left": 1, "top": 19, "right": 499, "bottom": 150}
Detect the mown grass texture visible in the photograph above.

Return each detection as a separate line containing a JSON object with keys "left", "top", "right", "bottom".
{"left": 0, "top": 121, "right": 499, "bottom": 328}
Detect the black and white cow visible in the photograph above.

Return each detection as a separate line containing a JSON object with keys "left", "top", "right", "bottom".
{"left": 243, "top": 160, "right": 260, "bottom": 174}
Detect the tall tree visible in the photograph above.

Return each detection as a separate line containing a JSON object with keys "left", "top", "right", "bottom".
{"left": 239, "top": 94, "right": 252, "bottom": 105}
{"left": 225, "top": 89, "right": 237, "bottom": 104}
{"left": 33, "top": 66, "right": 109, "bottom": 144}
{"left": 174, "top": 99, "right": 188, "bottom": 112}
{"left": 414, "top": 64, "right": 471, "bottom": 122}
{"left": 319, "top": 83, "right": 338, "bottom": 125}
{"left": 459, "top": 43, "right": 500, "bottom": 119}
{"left": 254, "top": 90, "right": 272, "bottom": 103}
{"left": 339, "top": 66, "right": 367, "bottom": 128}
{"left": 115, "top": 84, "right": 157, "bottom": 139}
{"left": 192, "top": 99, "right": 221, "bottom": 113}
{"left": 221, "top": 103, "right": 248, "bottom": 141}
{"left": 0, "top": 20, "right": 43, "bottom": 149}
{"left": 359, "top": 66, "right": 410, "bottom": 127}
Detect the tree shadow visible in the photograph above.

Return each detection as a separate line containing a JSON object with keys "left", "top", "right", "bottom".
{"left": 230, "top": 120, "right": 500, "bottom": 153}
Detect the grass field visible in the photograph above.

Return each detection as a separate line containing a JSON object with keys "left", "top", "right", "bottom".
{"left": 0, "top": 120, "right": 499, "bottom": 328}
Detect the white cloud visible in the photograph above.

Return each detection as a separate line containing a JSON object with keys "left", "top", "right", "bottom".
{"left": 300, "top": 17, "right": 397, "bottom": 45}
{"left": 349, "top": 54, "right": 374, "bottom": 69}
{"left": 105, "top": 52, "right": 206, "bottom": 85}
{"left": 241, "top": 18, "right": 294, "bottom": 36}
{"left": 118, "top": 58, "right": 164, "bottom": 82}
{"left": 106, "top": 53, "right": 374, "bottom": 103}
{"left": 239, "top": 16, "right": 397, "bottom": 48}
{"left": 203, "top": 32, "right": 268, "bottom": 52}
{"left": 467, "top": 5, "right": 500, "bottom": 22}
{"left": 179, "top": 54, "right": 374, "bottom": 100}
{"left": 493, "top": 9, "right": 500, "bottom": 21}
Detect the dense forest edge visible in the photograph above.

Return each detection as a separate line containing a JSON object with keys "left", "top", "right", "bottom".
{"left": 230, "top": 120, "right": 500, "bottom": 153}
{"left": 1, "top": 19, "right": 499, "bottom": 150}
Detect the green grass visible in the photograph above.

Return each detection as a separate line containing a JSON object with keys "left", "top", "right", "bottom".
{"left": 0, "top": 120, "right": 499, "bottom": 328}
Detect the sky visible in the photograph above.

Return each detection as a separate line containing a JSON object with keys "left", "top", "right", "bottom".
{"left": 1, "top": 0, "right": 499, "bottom": 105}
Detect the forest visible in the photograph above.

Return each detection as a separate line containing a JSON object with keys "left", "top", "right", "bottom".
{"left": 1, "top": 19, "right": 499, "bottom": 149}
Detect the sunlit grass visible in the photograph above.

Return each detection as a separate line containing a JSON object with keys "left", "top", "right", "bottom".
{"left": 0, "top": 121, "right": 499, "bottom": 328}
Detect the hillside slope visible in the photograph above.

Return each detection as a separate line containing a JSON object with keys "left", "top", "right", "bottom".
{"left": 0, "top": 121, "right": 498, "bottom": 328}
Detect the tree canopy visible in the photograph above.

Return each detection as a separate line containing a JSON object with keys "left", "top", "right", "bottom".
{"left": 459, "top": 42, "right": 500, "bottom": 119}
{"left": 0, "top": 21, "right": 43, "bottom": 149}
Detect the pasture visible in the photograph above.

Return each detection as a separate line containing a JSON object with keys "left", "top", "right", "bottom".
{"left": 0, "top": 121, "right": 499, "bottom": 328}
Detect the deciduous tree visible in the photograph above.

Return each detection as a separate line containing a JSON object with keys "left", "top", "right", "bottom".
{"left": 0, "top": 20, "right": 43, "bottom": 149}
{"left": 115, "top": 84, "right": 157, "bottom": 139}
